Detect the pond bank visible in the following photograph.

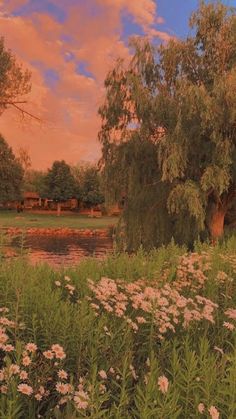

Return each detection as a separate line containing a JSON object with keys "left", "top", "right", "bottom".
{"left": 1, "top": 227, "right": 113, "bottom": 238}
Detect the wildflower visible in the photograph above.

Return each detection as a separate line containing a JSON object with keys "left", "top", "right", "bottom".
{"left": 51, "top": 344, "right": 66, "bottom": 360}
{"left": 64, "top": 276, "right": 71, "bottom": 282}
{"left": 26, "top": 343, "right": 37, "bottom": 353}
{"left": 39, "top": 386, "right": 45, "bottom": 395}
{"left": 43, "top": 350, "right": 54, "bottom": 359}
{"left": 136, "top": 316, "right": 147, "bottom": 324}
{"left": 98, "top": 370, "right": 107, "bottom": 379}
{"left": 223, "top": 321, "right": 235, "bottom": 331}
{"left": 158, "top": 375, "right": 169, "bottom": 394}
{"left": 209, "top": 406, "right": 219, "bottom": 419}
{"left": 56, "top": 382, "right": 72, "bottom": 395}
{"left": 109, "top": 367, "right": 115, "bottom": 374}
{"left": 58, "top": 370, "right": 68, "bottom": 380}
{"left": 35, "top": 393, "right": 42, "bottom": 401}
{"left": 20, "top": 370, "right": 28, "bottom": 380}
{"left": 198, "top": 403, "right": 205, "bottom": 413}
{"left": 9, "top": 364, "right": 20, "bottom": 375}
{"left": 0, "top": 385, "right": 7, "bottom": 394}
{"left": 22, "top": 356, "right": 31, "bottom": 367}
{"left": 55, "top": 281, "right": 61, "bottom": 287}
{"left": 65, "top": 284, "right": 75, "bottom": 295}
{"left": 225, "top": 308, "right": 236, "bottom": 320}
{"left": 74, "top": 390, "right": 89, "bottom": 409}
{"left": 17, "top": 383, "right": 33, "bottom": 396}
{"left": 4, "top": 344, "right": 14, "bottom": 352}
{"left": 0, "top": 330, "right": 8, "bottom": 345}
{"left": 55, "top": 350, "right": 66, "bottom": 360}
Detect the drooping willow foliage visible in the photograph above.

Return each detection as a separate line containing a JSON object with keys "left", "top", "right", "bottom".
{"left": 99, "top": 2, "right": 236, "bottom": 251}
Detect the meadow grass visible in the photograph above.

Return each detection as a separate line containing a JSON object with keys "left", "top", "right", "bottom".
{"left": 0, "top": 238, "right": 236, "bottom": 418}
{"left": 0, "top": 211, "right": 118, "bottom": 230}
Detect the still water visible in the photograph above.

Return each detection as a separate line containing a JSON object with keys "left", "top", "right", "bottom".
{"left": 9, "top": 235, "right": 113, "bottom": 268}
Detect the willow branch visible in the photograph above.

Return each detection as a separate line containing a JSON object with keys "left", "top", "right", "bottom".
{"left": 0, "top": 101, "right": 41, "bottom": 121}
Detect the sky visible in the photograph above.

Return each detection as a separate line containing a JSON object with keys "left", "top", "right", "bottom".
{"left": 0, "top": 0, "right": 235, "bottom": 169}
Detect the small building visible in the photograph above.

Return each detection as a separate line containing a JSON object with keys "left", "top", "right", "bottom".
{"left": 23, "top": 192, "right": 41, "bottom": 209}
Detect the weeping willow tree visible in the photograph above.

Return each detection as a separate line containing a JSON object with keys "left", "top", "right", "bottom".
{"left": 99, "top": 1, "right": 236, "bottom": 251}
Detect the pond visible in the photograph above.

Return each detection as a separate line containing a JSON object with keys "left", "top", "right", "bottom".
{"left": 5, "top": 234, "right": 114, "bottom": 268}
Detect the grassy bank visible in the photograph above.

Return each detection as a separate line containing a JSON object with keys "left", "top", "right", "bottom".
{"left": 0, "top": 211, "right": 118, "bottom": 230}
{"left": 1, "top": 239, "right": 236, "bottom": 418}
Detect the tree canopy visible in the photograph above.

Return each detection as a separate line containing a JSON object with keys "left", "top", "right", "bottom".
{"left": 44, "top": 160, "right": 76, "bottom": 215}
{"left": 99, "top": 1, "right": 236, "bottom": 250}
{"left": 0, "top": 135, "right": 24, "bottom": 202}
{"left": 71, "top": 163, "right": 105, "bottom": 209}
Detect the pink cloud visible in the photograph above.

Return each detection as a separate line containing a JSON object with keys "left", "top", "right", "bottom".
{"left": 0, "top": 0, "right": 171, "bottom": 169}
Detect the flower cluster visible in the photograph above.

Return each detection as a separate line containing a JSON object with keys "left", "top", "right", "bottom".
{"left": 55, "top": 275, "right": 77, "bottom": 299}
{"left": 88, "top": 275, "right": 218, "bottom": 339}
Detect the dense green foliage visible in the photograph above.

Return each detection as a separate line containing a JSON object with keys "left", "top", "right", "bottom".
{"left": 71, "top": 164, "right": 105, "bottom": 208}
{"left": 0, "top": 135, "right": 24, "bottom": 202}
{"left": 99, "top": 1, "right": 236, "bottom": 250}
{"left": 1, "top": 239, "right": 236, "bottom": 417}
{"left": 44, "top": 160, "right": 76, "bottom": 199}
{"left": 23, "top": 169, "right": 48, "bottom": 196}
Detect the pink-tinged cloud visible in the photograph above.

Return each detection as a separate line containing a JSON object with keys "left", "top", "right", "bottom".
{"left": 0, "top": 0, "right": 171, "bottom": 169}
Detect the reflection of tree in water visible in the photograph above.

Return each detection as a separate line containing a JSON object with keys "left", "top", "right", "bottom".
{"left": 11, "top": 235, "right": 112, "bottom": 257}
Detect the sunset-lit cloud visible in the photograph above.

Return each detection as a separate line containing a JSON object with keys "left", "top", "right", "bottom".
{"left": 0, "top": 0, "right": 229, "bottom": 169}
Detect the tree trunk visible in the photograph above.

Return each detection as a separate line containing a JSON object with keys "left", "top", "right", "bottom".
{"left": 57, "top": 202, "right": 61, "bottom": 217}
{"left": 208, "top": 206, "right": 226, "bottom": 242}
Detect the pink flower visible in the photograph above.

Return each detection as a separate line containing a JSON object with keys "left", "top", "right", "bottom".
{"left": 25, "top": 343, "right": 37, "bottom": 353}
{"left": 0, "top": 385, "right": 7, "bottom": 394}
{"left": 225, "top": 308, "right": 236, "bottom": 320}
{"left": 223, "top": 321, "right": 235, "bottom": 331}
{"left": 43, "top": 350, "right": 54, "bottom": 359}
{"left": 4, "top": 344, "right": 14, "bottom": 352}
{"left": 17, "top": 383, "right": 33, "bottom": 396}
{"left": 9, "top": 364, "right": 20, "bottom": 375}
{"left": 35, "top": 393, "right": 42, "bottom": 401}
{"left": 74, "top": 390, "right": 89, "bottom": 409}
{"left": 158, "top": 375, "right": 169, "bottom": 394}
{"left": 51, "top": 344, "right": 66, "bottom": 359}
{"left": 209, "top": 406, "right": 219, "bottom": 419}
{"left": 56, "top": 382, "right": 72, "bottom": 395}
{"left": 22, "top": 356, "right": 31, "bottom": 367}
{"left": 55, "top": 281, "right": 61, "bottom": 287}
{"left": 198, "top": 403, "right": 205, "bottom": 413}
{"left": 55, "top": 350, "right": 66, "bottom": 360}
{"left": 20, "top": 370, "right": 28, "bottom": 380}
{"left": 58, "top": 369, "right": 68, "bottom": 380}
{"left": 98, "top": 370, "right": 107, "bottom": 380}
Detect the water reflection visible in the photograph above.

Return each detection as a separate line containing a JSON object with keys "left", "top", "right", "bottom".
{"left": 11, "top": 235, "right": 113, "bottom": 267}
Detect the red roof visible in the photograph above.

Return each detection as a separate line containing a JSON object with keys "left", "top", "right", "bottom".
{"left": 23, "top": 192, "right": 40, "bottom": 199}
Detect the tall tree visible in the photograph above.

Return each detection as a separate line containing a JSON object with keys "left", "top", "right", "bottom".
{"left": 99, "top": 1, "right": 236, "bottom": 249}
{"left": 44, "top": 160, "right": 76, "bottom": 216}
{"left": 23, "top": 169, "right": 47, "bottom": 195}
{"left": 17, "top": 146, "right": 32, "bottom": 175}
{"left": 0, "top": 135, "right": 24, "bottom": 202}
{"left": 0, "top": 37, "right": 31, "bottom": 117}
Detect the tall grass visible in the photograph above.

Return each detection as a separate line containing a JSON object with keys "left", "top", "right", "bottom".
{"left": 0, "top": 239, "right": 236, "bottom": 418}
